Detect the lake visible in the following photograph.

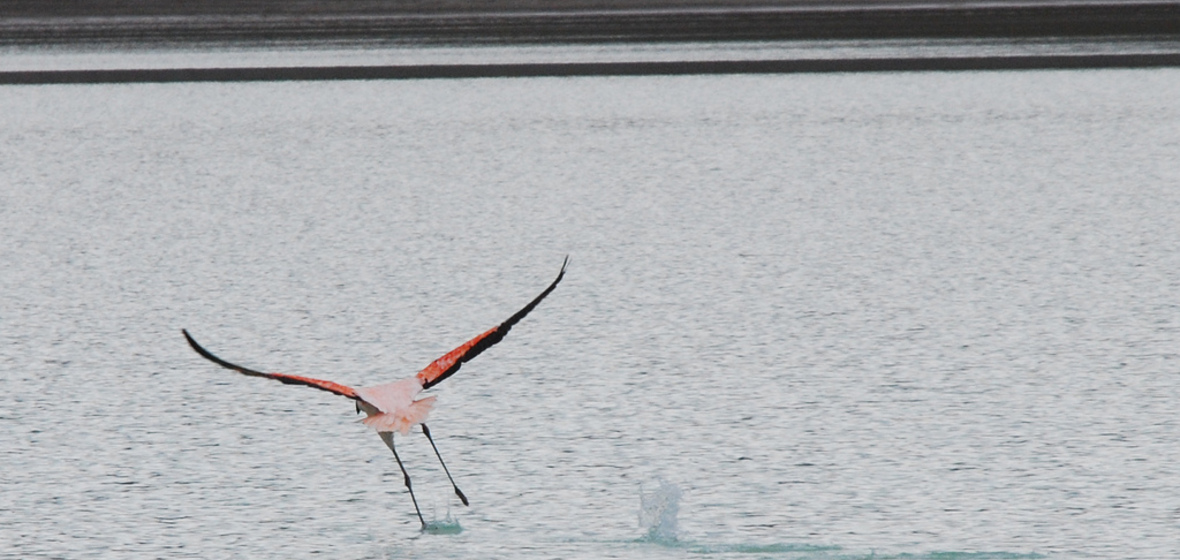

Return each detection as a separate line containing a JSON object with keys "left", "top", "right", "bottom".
{"left": 1, "top": 44, "right": 1178, "bottom": 559}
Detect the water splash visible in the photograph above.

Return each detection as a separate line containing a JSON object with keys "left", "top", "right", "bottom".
{"left": 638, "top": 478, "right": 682, "bottom": 543}
{"left": 422, "top": 512, "right": 462, "bottom": 535}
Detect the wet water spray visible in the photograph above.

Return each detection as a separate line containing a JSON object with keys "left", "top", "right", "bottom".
{"left": 422, "top": 513, "right": 462, "bottom": 535}
{"left": 638, "top": 478, "right": 682, "bottom": 543}
{"left": 423, "top": 502, "right": 463, "bottom": 535}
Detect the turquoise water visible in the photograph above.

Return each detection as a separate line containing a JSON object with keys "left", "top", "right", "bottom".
{"left": 1, "top": 54, "right": 1178, "bottom": 559}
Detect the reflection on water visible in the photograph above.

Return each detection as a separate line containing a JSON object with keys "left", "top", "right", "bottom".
{"left": 1, "top": 51, "right": 1179, "bottom": 560}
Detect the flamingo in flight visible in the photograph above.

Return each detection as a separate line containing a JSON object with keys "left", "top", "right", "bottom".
{"left": 182, "top": 257, "right": 567, "bottom": 529}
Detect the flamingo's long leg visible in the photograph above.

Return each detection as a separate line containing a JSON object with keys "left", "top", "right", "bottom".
{"left": 421, "top": 424, "right": 469, "bottom": 506}
{"left": 378, "top": 431, "right": 427, "bottom": 529}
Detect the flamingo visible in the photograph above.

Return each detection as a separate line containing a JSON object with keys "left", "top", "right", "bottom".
{"left": 182, "top": 257, "right": 567, "bottom": 529}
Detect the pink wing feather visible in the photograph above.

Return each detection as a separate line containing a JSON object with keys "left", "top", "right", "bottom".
{"left": 183, "top": 257, "right": 567, "bottom": 398}
{"left": 416, "top": 257, "right": 567, "bottom": 390}
{"left": 182, "top": 329, "right": 361, "bottom": 401}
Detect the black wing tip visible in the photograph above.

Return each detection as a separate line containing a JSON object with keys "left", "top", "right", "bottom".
{"left": 546, "top": 255, "right": 569, "bottom": 294}
{"left": 182, "top": 328, "right": 270, "bottom": 378}
{"left": 182, "top": 328, "right": 210, "bottom": 356}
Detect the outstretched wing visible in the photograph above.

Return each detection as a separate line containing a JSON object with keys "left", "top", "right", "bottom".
{"left": 417, "top": 256, "right": 568, "bottom": 390}
{"left": 182, "top": 329, "right": 361, "bottom": 400}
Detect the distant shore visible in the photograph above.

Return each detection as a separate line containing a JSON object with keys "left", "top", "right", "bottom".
{"left": 4, "top": 0, "right": 1179, "bottom": 82}
{"left": 2, "top": 1, "right": 1179, "bottom": 46}
{"left": 2, "top": 54, "right": 1179, "bottom": 85}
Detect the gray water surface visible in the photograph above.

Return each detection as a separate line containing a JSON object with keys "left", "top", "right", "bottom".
{"left": 2, "top": 65, "right": 1179, "bottom": 559}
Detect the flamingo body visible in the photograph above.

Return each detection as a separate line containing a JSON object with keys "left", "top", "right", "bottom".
{"left": 357, "top": 378, "right": 435, "bottom": 435}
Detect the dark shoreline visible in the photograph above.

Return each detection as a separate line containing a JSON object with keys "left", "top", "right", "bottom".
{"left": 3, "top": 2, "right": 1179, "bottom": 46}
{"left": 4, "top": 53, "right": 1180, "bottom": 84}
{"left": 5, "top": 1, "right": 1179, "bottom": 82}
